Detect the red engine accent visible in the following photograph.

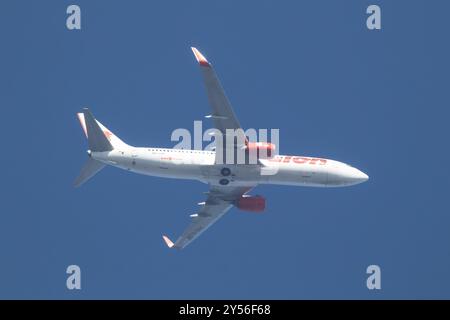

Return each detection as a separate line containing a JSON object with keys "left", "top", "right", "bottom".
{"left": 236, "top": 196, "right": 266, "bottom": 212}
{"left": 245, "top": 142, "right": 276, "bottom": 158}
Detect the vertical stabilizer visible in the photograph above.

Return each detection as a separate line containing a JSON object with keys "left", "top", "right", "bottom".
{"left": 78, "top": 108, "right": 114, "bottom": 152}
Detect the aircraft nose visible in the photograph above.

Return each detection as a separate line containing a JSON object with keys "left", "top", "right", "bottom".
{"left": 326, "top": 164, "right": 369, "bottom": 186}
{"left": 349, "top": 168, "right": 369, "bottom": 184}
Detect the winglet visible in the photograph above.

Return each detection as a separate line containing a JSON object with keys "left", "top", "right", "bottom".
{"left": 162, "top": 235, "right": 175, "bottom": 248}
{"left": 191, "top": 47, "right": 210, "bottom": 67}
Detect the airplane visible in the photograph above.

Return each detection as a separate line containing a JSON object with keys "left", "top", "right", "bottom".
{"left": 74, "top": 47, "right": 369, "bottom": 250}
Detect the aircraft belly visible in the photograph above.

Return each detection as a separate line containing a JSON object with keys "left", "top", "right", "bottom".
{"left": 104, "top": 151, "right": 198, "bottom": 180}
{"left": 138, "top": 159, "right": 202, "bottom": 180}
{"left": 199, "top": 164, "right": 261, "bottom": 186}
{"left": 261, "top": 163, "right": 328, "bottom": 187}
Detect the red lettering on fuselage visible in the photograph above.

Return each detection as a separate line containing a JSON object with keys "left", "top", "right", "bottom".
{"left": 269, "top": 156, "right": 327, "bottom": 165}
{"left": 292, "top": 157, "right": 309, "bottom": 164}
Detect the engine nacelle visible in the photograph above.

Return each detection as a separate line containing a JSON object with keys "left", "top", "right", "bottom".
{"left": 245, "top": 142, "right": 276, "bottom": 158}
{"left": 236, "top": 195, "right": 266, "bottom": 212}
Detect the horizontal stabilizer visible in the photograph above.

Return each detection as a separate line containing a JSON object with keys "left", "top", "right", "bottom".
{"left": 74, "top": 157, "right": 106, "bottom": 187}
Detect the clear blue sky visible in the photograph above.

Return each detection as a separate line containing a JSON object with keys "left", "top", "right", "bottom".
{"left": 0, "top": 0, "right": 449, "bottom": 299}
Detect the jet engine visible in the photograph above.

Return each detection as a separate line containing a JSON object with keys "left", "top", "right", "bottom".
{"left": 236, "top": 195, "right": 266, "bottom": 212}
{"left": 245, "top": 142, "right": 276, "bottom": 158}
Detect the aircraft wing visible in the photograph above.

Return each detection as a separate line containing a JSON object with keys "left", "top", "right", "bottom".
{"left": 162, "top": 185, "right": 253, "bottom": 249}
{"left": 191, "top": 47, "right": 247, "bottom": 163}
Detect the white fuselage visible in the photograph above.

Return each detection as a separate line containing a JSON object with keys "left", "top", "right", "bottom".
{"left": 92, "top": 147, "right": 368, "bottom": 188}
